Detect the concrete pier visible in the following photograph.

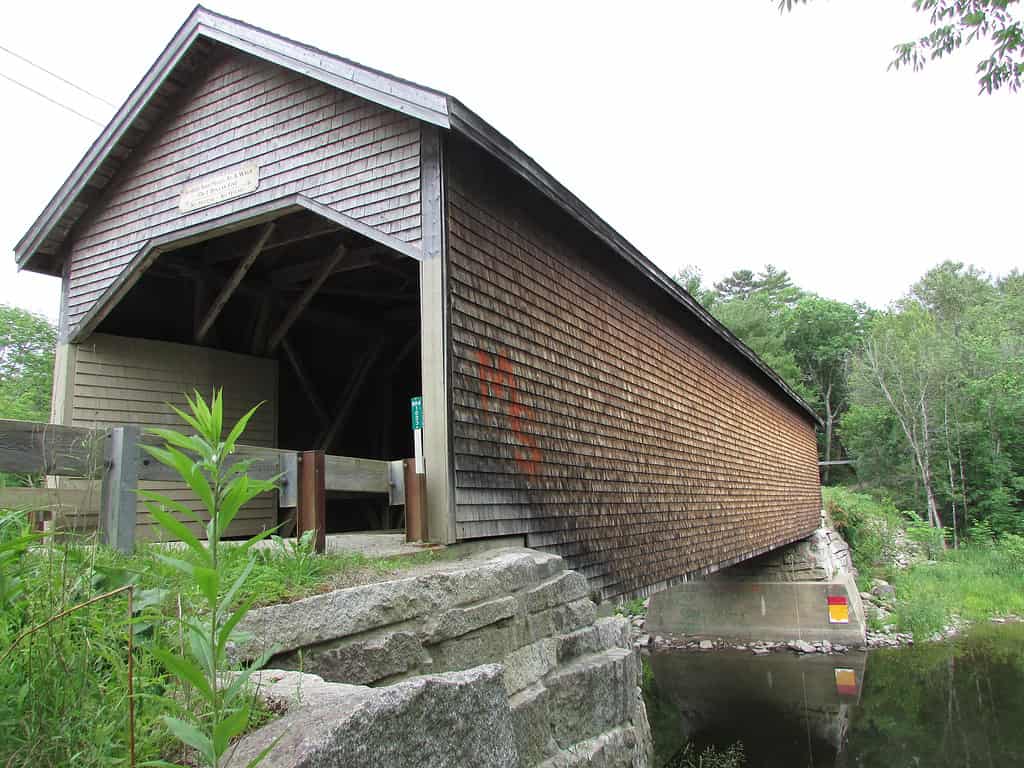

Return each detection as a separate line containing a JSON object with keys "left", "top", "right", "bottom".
{"left": 646, "top": 525, "right": 866, "bottom": 646}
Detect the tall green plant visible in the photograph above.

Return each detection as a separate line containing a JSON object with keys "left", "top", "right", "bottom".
{"left": 139, "top": 391, "right": 279, "bottom": 768}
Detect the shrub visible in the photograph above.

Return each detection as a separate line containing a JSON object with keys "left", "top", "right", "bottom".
{"left": 999, "top": 533, "right": 1024, "bottom": 572}
{"left": 666, "top": 742, "right": 746, "bottom": 768}
{"left": 823, "top": 487, "right": 905, "bottom": 576}
{"left": 902, "top": 512, "right": 945, "bottom": 560}
{"left": 140, "top": 390, "right": 280, "bottom": 768}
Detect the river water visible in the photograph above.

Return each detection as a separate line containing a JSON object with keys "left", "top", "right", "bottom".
{"left": 644, "top": 623, "right": 1024, "bottom": 767}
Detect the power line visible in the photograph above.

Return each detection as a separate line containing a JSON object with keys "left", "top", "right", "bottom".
{"left": 0, "top": 43, "right": 117, "bottom": 107}
{"left": 0, "top": 70, "right": 105, "bottom": 127}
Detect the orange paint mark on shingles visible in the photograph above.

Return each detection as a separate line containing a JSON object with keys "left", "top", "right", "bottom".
{"left": 476, "top": 348, "right": 543, "bottom": 476}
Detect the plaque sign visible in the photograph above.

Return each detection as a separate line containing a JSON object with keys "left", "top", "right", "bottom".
{"left": 178, "top": 162, "right": 260, "bottom": 213}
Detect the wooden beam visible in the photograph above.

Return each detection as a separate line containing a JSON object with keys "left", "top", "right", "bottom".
{"left": 403, "top": 458, "right": 428, "bottom": 542}
{"left": 250, "top": 294, "right": 273, "bottom": 355}
{"left": 281, "top": 337, "right": 330, "bottom": 427}
{"left": 418, "top": 124, "right": 455, "bottom": 543}
{"left": 151, "top": 262, "right": 418, "bottom": 337}
{"left": 269, "top": 245, "right": 383, "bottom": 287}
{"left": 323, "top": 455, "right": 390, "bottom": 494}
{"left": 265, "top": 242, "right": 349, "bottom": 353}
{"left": 318, "top": 346, "right": 382, "bottom": 452}
{"left": 262, "top": 223, "right": 341, "bottom": 253}
{"left": 195, "top": 222, "right": 275, "bottom": 344}
{"left": 297, "top": 450, "right": 326, "bottom": 554}
{"left": 100, "top": 425, "right": 140, "bottom": 553}
{"left": 0, "top": 419, "right": 104, "bottom": 477}
{"left": 315, "top": 287, "right": 418, "bottom": 301}
{"left": 388, "top": 331, "right": 420, "bottom": 373}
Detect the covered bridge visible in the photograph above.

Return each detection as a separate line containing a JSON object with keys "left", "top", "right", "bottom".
{"left": 14, "top": 6, "right": 821, "bottom": 597}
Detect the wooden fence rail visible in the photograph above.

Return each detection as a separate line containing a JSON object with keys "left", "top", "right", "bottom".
{"left": 0, "top": 418, "right": 407, "bottom": 553}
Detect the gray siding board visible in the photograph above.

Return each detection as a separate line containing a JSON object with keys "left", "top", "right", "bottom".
{"left": 447, "top": 140, "right": 821, "bottom": 598}
{"left": 91, "top": 93, "right": 399, "bottom": 222}
{"left": 64, "top": 50, "right": 421, "bottom": 334}
{"left": 71, "top": 104, "right": 418, "bottom": 254}
{"left": 449, "top": 203, "right": 808, "bottom": 445}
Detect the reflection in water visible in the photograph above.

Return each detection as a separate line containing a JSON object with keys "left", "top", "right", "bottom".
{"left": 644, "top": 623, "right": 1024, "bottom": 768}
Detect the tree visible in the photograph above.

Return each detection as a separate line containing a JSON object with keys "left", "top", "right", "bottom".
{"left": 0, "top": 305, "right": 56, "bottom": 423}
{"left": 713, "top": 269, "right": 759, "bottom": 302}
{"left": 672, "top": 265, "right": 716, "bottom": 307}
{"left": 856, "top": 305, "right": 948, "bottom": 530}
{"left": 785, "top": 297, "right": 864, "bottom": 482}
{"left": 713, "top": 297, "right": 808, "bottom": 395}
{"left": 779, "top": 0, "right": 1024, "bottom": 94}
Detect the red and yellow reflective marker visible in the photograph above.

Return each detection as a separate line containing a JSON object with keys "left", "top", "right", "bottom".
{"left": 827, "top": 595, "right": 849, "bottom": 624}
{"left": 835, "top": 668, "right": 858, "bottom": 697}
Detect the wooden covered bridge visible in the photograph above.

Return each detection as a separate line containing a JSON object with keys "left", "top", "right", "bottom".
{"left": 13, "top": 6, "right": 822, "bottom": 598}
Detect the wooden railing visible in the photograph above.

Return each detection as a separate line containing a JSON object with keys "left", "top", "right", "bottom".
{"left": 0, "top": 419, "right": 410, "bottom": 553}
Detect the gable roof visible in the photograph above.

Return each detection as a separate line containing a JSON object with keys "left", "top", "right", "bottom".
{"left": 13, "top": 5, "right": 821, "bottom": 426}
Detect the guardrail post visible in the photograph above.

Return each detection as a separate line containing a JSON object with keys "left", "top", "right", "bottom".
{"left": 403, "top": 458, "right": 428, "bottom": 543}
{"left": 297, "top": 450, "right": 326, "bottom": 554}
{"left": 100, "top": 425, "right": 140, "bottom": 553}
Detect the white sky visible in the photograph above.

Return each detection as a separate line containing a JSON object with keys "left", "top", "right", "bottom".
{"left": 1, "top": 0, "right": 1021, "bottom": 323}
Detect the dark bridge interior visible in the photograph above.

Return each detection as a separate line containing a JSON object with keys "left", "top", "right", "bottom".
{"left": 97, "top": 209, "right": 421, "bottom": 531}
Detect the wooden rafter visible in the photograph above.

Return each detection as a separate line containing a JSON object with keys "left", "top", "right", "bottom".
{"left": 318, "top": 345, "right": 383, "bottom": 452}
{"left": 265, "top": 241, "right": 348, "bottom": 354}
{"left": 153, "top": 260, "right": 419, "bottom": 339}
{"left": 269, "top": 245, "right": 383, "bottom": 287}
{"left": 195, "top": 222, "right": 275, "bottom": 343}
{"left": 281, "top": 336, "right": 330, "bottom": 428}
{"left": 315, "top": 287, "right": 417, "bottom": 301}
{"left": 262, "top": 223, "right": 341, "bottom": 253}
{"left": 388, "top": 331, "right": 420, "bottom": 372}
{"left": 250, "top": 294, "right": 273, "bottom": 355}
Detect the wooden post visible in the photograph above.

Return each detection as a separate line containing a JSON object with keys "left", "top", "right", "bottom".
{"left": 100, "top": 425, "right": 140, "bottom": 553}
{"left": 297, "top": 450, "right": 326, "bottom": 554}
{"left": 403, "top": 458, "right": 428, "bottom": 543}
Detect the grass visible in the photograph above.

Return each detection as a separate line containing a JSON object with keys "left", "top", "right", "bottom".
{"left": 0, "top": 511, "right": 440, "bottom": 767}
{"left": 616, "top": 596, "right": 646, "bottom": 617}
{"left": 823, "top": 487, "right": 1024, "bottom": 640}
{"left": 889, "top": 544, "right": 1024, "bottom": 637}
{"left": 94, "top": 535, "right": 442, "bottom": 615}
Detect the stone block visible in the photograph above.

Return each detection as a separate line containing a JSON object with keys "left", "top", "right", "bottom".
{"left": 422, "top": 595, "right": 519, "bottom": 644}
{"left": 503, "top": 637, "right": 558, "bottom": 695}
{"left": 429, "top": 622, "right": 519, "bottom": 673}
{"left": 524, "top": 571, "right": 589, "bottom": 614}
{"left": 544, "top": 648, "right": 637, "bottom": 748}
{"left": 526, "top": 599, "right": 597, "bottom": 643}
{"left": 226, "top": 664, "right": 518, "bottom": 768}
{"left": 228, "top": 668, "right": 371, "bottom": 710}
{"left": 280, "top": 630, "right": 428, "bottom": 685}
{"left": 509, "top": 682, "right": 557, "bottom": 767}
{"left": 535, "top": 725, "right": 646, "bottom": 768}
{"left": 233, "top": 575, "right": 437, "bottom": 660}
{"left": 234, "top": 549, "right": 553, "bottom": 662}
{"left": 556, "top": 617, "right": 630, "bottom": 664}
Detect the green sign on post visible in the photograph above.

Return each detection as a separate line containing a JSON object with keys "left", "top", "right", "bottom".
{"left": 410, "top": 396, "right": 423, "bottom": 430}
{"left": 411, "top": 396, "right": 424, "bottom": 474}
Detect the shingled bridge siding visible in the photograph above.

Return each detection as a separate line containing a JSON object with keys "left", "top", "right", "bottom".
{"left": 64, "top": 47, "right": 421, "bottom": 334}
{"left": 446, "top": 142, "right": 821, "bottom": 597}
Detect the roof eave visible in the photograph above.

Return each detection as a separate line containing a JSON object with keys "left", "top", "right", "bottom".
{"left": 15, "top": 8, "right": 206, "bottom": 271}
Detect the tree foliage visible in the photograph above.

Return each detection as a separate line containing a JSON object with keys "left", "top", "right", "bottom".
{"left": 0, "top": 305, "right": 56, "bottom": 423}
{"left": 845, "top": 262, "right": 1023, "bottom": 536}
{"left": 780, "top": 0, "right": 1024, "bottom": 93}
{"left": 677, "top": 260, "right": 1022, "bottom": 538}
